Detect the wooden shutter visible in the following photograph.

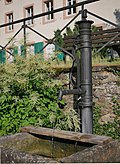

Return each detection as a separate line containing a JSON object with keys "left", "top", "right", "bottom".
{"left": 57, "top": 52, "right": 64, "bottom": 60}
{"left": 20, "top": 45, "right": 25, "bottom": 57}
{"left": 0, "top": 50, "right": 6, "bottom": 63}
{"left": 13, "top": 47, "right": 18, "bottom": 55}
{"left": 34, "top": 42, "right": 44, "bottom": 54}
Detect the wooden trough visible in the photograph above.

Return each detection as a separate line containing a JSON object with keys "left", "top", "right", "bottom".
{"left": 0, "top": 126, "right": 120, "bottom": 163}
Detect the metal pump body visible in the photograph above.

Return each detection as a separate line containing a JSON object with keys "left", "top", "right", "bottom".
{"left": 59, "top": 12, "right": 93, "bottom": 134}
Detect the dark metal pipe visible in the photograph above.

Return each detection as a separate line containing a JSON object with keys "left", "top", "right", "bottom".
{"left": 76, "top": 20, "right": 93, "bottom": 134}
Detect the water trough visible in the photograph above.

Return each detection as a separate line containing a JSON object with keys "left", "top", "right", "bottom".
{"left": 0, "top": 126, "right": 120, "bottom": 163}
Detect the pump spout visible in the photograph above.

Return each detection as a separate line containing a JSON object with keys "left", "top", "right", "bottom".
{"left": 58, "top": 88, "right": 82, "bottom": 101}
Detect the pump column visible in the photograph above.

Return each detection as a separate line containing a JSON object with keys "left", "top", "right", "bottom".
{"left": 76, "top": 20, "right": 93, "bottom": 134}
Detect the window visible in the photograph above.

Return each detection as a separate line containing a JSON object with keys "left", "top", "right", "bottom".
{"left": 67, "top": 0, "right": 76, "bottom": 15}
{"left": 44, "top": 0, "right": 54, "bottom": 21}
{"left": 6, "top": 12, "right": 13, "bottom": 31}
{"left": 63, "top": 0, "right": 77, "bottom": 19}
{"left": 25, "top": 6, "right": 33, "bottom": 25}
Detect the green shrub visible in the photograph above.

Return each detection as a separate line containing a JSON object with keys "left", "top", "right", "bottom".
{"left": 0, "top": 55, "right": 80, "bottom": 136}
{"left": 93, "top": 99, "right": 120, "bottom": 140}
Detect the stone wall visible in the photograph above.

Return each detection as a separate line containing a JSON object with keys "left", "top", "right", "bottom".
{"left": 92, "top": 66, "right": 120, "bottom": 104}
{"left": 59, "top": 65, "right": 120, "bottom": 104}
{"left": 92, "top": 66, "right": 120, "bottom": 124}
{"left": 58, "top": 65, "right": 120, "bottom": 123}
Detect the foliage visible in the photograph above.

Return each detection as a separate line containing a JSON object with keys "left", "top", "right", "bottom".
{"left": 114, "top": 9, "right": 120, "bottom": 25}
{"left": 65, "top": 27, "right": 73, "bottom": 36}
{"left": 73, "top": 24, "right": 79, "bottom": 35}
{"left": 54, "top": 29, "right": 64, "bottom": 48}
{"left": 92, "top": 47, "right": 108, "bottom": 60}
{"left": 0, "top": 55, "right": 80, "bottom": 136}
{"left": 92, "top": 45, "right": 120, "bottom": 64}
{"left": 93, "top": 98, "right": 120, "bottom": 140}
{"left": 63, "top": 25, "right": 79, "bottom": 37}
{"left": 91, "top": 25, "right": 98, "bottom": 32}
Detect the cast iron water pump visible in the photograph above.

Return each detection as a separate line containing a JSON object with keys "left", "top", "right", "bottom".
{"left": 58, "top": 11, "right": 93, "bottom": 134}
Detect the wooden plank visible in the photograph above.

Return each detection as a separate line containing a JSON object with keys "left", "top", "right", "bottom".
{"left": 64, "top": 42, "right": 120, "bottom": 49}
{"left": 21, "top": 126, "right": 113, "bottom": 145}
{"left": 92, "top": 33, "right": 120, "bottom": 40}
{"left": 64, "top": 38, "right": 120, "bottom": 48}
{"left": 107, "top": 42, "right": 120, "bottom": 46}
{"left": 92, "top": 28, "right": 120, "bottom": 35}
{"left": 63, "top": 47, "right": 73, "bottom": 51}
{"left": 92, "top": 41, "right": 120, "bottom": 48}
{"left": 92, "top": 37, "right": 120, "bottom": 44}
{"left": 64, "top": 40, "right": 73, "bottom": 44}
{"left": 64, "top": 35, "right": 76, "bottom": 39}
{"left": 63, "top": 43, "right": 74, "bottom": 47}
{"left": 64, "top": 35, "right": 120, "bottom": 44}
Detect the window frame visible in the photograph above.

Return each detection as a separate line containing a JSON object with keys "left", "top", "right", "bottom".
{"left": 63, "top": 0, "right": 78, "bottom": 19}
{"left": 5, "top": 12, "right": 14, "bottom": 32}
{"left": 42, "top": 0, "right": 54, "bottom": 24}
{"left": 24, "top": 5, "right": 34, "bottom": 26}
{"left": 67, "top": 0, "right": 76, "bottom": 15}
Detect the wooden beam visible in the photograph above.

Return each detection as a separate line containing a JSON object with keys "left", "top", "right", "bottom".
{"left": 92, "top": 28, "right": 120, "bottom": 35}
{"left": 92, "top": 33, "right": 120, "bottom": 40}
{"left": 21, "top": 126, "right": 113, "bottom": 145}
{"left": 92, "top": 37, "right": 120, "bottom": 44}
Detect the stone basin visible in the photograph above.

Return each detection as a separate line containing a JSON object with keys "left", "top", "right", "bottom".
{"left": 0, "top": 126, "right": 120, "bottom": 163}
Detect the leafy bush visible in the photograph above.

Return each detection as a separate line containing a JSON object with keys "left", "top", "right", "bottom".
{"left": 93, "top": 99, "right": 120, "bottom": 140}
{"left": 0, "top": 55, "right": 80, "bottom": 136}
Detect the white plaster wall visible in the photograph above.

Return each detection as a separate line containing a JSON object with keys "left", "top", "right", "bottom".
{"left": 85, "top": 0, "right": 120, "bottom": 26}
{"left": 0, "top": 0, "right": 120, "bottom": 46}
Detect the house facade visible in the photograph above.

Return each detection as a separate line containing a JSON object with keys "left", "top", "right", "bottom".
{"left": 0, "top": 0, "right": 120, "bottom": 62}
